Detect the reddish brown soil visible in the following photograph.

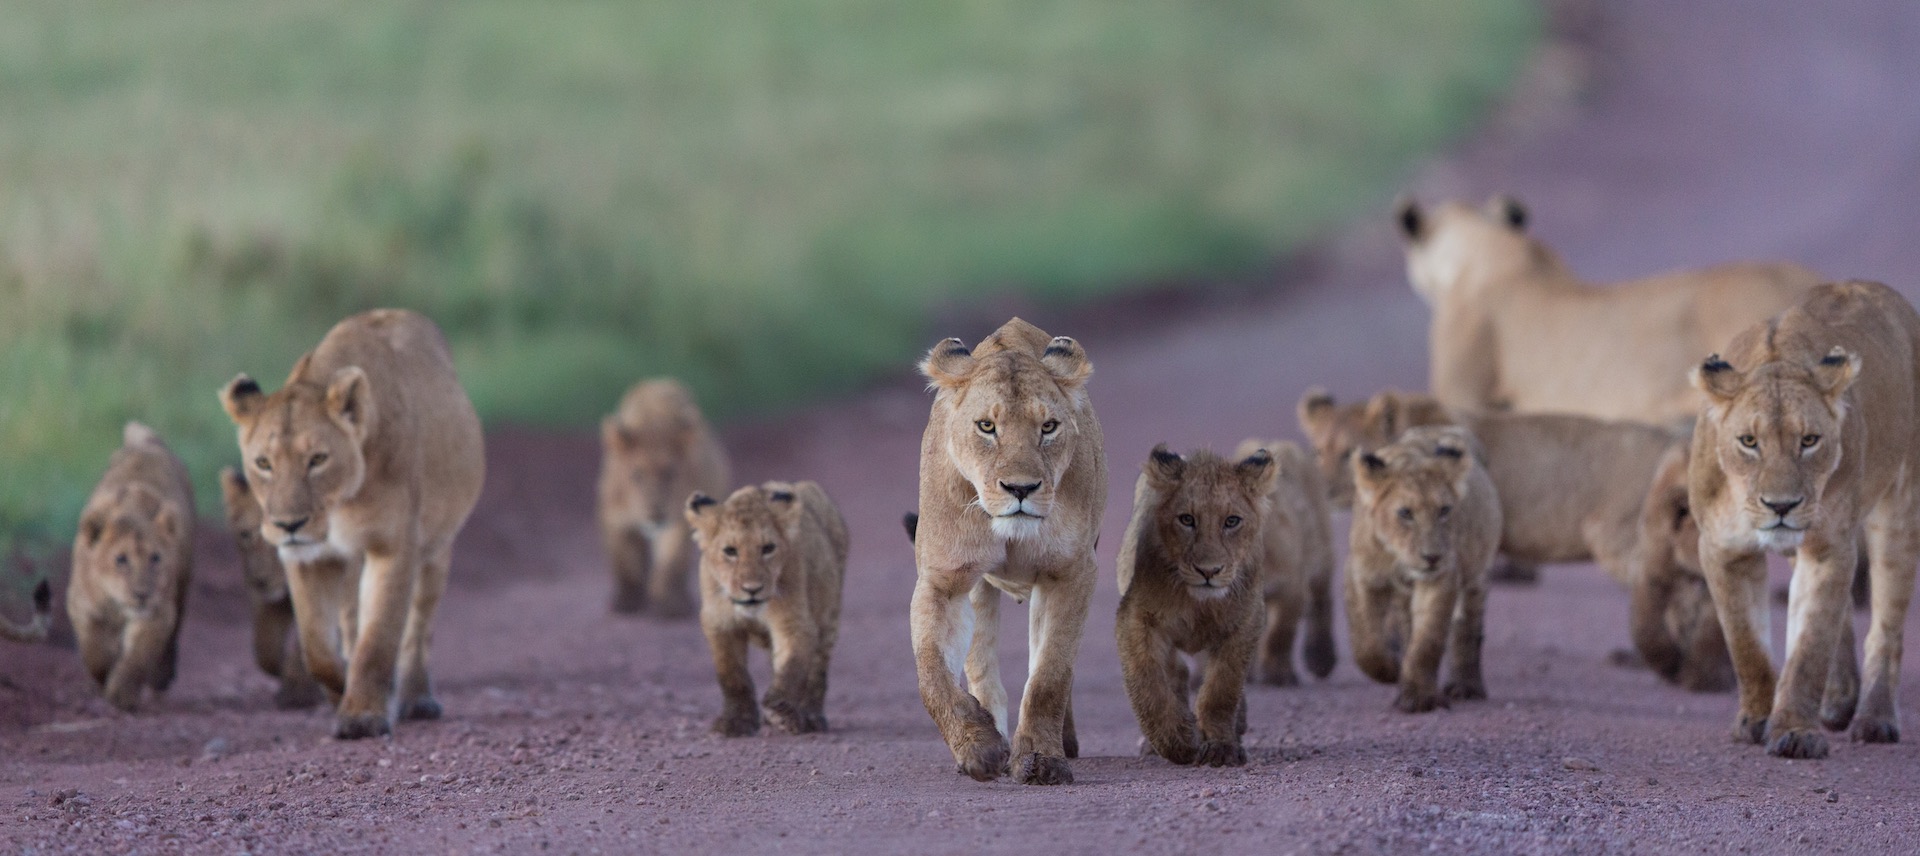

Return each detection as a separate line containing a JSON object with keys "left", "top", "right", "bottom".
{"left": 8, "top": 3, "right": 1920, "bottom": 853}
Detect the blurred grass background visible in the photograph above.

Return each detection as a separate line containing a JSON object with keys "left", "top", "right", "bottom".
{"left": 0, "top": 0, "right": 1537, "bottom": 561}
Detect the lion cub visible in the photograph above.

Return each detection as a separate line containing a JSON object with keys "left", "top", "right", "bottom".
{"left": 1117, "top": 446, "right": 1276, "bottom": 766}
{"left": 1230, "top": 439, "right": 1337, "bottom": 686}
{"left": 66, "top": 422, "right": 195, "bottom": 711}
{"left": 686, "top": 481, "right": 847, "bottom": 736}
{"left": 599, "top": 378, "right": 732, "bottom": 617}
{"left": 219, "top": 468, "right": 326, "bottom": 709}
{"left": 1347, "top": 426, "right": 1500, "bottom": 712}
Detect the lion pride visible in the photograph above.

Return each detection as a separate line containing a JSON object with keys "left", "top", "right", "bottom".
{"left": 220, "top": 309, "right": 485, "bottom": 739}
{"left": 910, "top": 317, "right": 1105, "bottom": 785}
{"left": 1688, "top": 280, "right": 1920, "bottom": 759}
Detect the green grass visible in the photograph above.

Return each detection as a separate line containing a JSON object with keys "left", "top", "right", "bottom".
{"left": 0, "top": 0, "right": 1538, "bottom": 559}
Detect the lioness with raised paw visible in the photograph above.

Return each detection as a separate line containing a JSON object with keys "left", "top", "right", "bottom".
{"left": 1301, "top": 388, "right": 1733, "bottom": 691}
{"left": 598, "top": 378, "right": 731, "bottom": 617}
{"left": 686, "top": 481, "right": 847, "bottom": 736}
{"left": 1347, "top": 426, "right": 1500, "bottom": 713}
{"left": 1116, "top": 446, "right": 1275, "bottom": 766}
{"left": 1230, "top": 438, "right": 1337, "bottom": 686}
{"left": 67, "top": 422, "right": 195, "bottom": 712}
{"left": 910, "top": 317, "right": 1105, "bottom": 785}
{"left": 220, "top": 308, "right": 485, "bottom": 739}
{"left": 1687, "top": 280, "right": 1920, "bottom": 759}
{"left": 220, "top": 467, "right": 327, "bottom": 709}
{"left": 1398, "top": 196, "right": 1818, "bottom": 425}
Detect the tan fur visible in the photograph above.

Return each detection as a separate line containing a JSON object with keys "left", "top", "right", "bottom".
{"left": 686, "top": 481, "right": 847, "bottom": 737}
{"left": 597, "top": 378, "right": 732, "bottom": 617}
{"left": 1301, "top": 388, "right": 1733, "bottom": 690}
{"left": 1115, "top": 446, "right": 1275, "bottom": 766}
{"left": 1229, "top": 439, "right": 1338, "bottom": 686}
{"left": 0, "top": 580, "right": 52, "bottom": 644}
{"left": 1628, "top": 444, "right": 1733, "bottom": 692}
{"left": 66, "top": 422, "right": 194, "bottom": 711}
{"left": 1346, "top": 427, "right": 1500, "bottom": 712}
{"left": 1687, "top": 281, "right": 1920, "bottom": 758}
{"left": 219, "top": 467, "right": 326, "bottom": 709}
{"left": 1398, "top": 196, "right": 1818, "bottom": 424}
{"left": 910, "top": 318, "right": 1106, "bottom": 785}
{"left": 219, "top": 309, "right": 485, "bottom": 739}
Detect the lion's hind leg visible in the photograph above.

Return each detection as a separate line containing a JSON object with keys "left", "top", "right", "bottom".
{"left": 1853, "top": 498, "right": 1920, "bottom": 744}
{"left": 397, "top": 542, "right": 453, "bottom": 722}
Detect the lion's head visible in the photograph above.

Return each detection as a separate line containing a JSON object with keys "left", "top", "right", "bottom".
{"left": 1690, "top": 345, "right": 1859, "bottom": 552}
{"left": 220, "top": 467, "right": 290, "bottom": 605}
{"left": 1395, "top": 195, "right": 1542, "bottom": 305}
{"left": 687, "top": 484, "right": 803, "bottom": 613}
{"left": 76, "top": 483, "right": 186, "bottom": 614}
{"left": 1298, "top": 388, "right": 1455, "bottom": 508}
{"left": 1353, "top": 426, "right": 1478, "bottom": 578}
{"left": 1140, "top": 445, "right": 1276, "bottom": 600}
{"left": 219, "top": 358, "right": 373, "bottom": 559}
{"left": 920, "top": 319, "right": 1093, "bottom": 542}
{"left": 602, "top": 379, "right": 707, "bottom": 530}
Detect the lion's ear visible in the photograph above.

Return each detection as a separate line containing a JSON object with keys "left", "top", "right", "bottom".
{"left": 78, "top": 507, "right": 108, "bottom": 549}
{"left": 1364, "top": 392, "right": 1404, "bottom": 443}
{"left": 1235, "top": 448, "right": 1278, "bottom": 497}
{"left": 919, "top": 338, "right": 974, "bottom": 391}
{"left": 220, "top": 374, "right": 266, "bottom": 424}
{"left": 1813, "top": 346, "right": 1861, "bottom": 404}
{"left": 1487, "top": 195, "right": 1527, "bottom": 231}
{"left": 1296, "top": 387, "right": 1336, "bottom": 437}
{"left": 765, "top": 485, "right": 804, "bottom": 529}
{"left": 326, "top": 366, "right": 375, "bottom": 439}
{"left": 152, "top": 501, "right": 183, "bottom": 544}
{"left": 1145, "top": 444, "right": 1185, "bottom": 488}
{"left": 1040, "top": 337, "right": 1092, "bottom": 389}
{"left": 600, "top": 416, "right": 635, "bottom": 453}
{"left": 1690, "top": 354, "right": 1743, "bottom": 403}
{"left": 219, "top": 466, "right": 252, "bottom": 510}
{"left": 1352, "top": 451, "right": 1389, "bottom": 505}
{"left": 1395, "top": 196, "right": 1424, "bottom": 242}
{"left": 1429, "top": 430, "right": 1474, "bottom": 495}
{"left": 684, "top": 492, "right": 719, "bottom": 535}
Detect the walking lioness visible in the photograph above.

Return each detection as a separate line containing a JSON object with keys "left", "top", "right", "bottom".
{"left": 220, "top": 309, "right": 485, "bottom": 739}
{"left": 910, "top": 318, "right": 1106, "bottom": 785}
{"left": 1688, "top": 281, "right": 1920, "bottom": 759}
{"left": 598, "top": 378, "right": 731, "bottom": 617}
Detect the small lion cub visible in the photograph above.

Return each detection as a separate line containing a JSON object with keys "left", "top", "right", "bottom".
{"left": 219, "top": 468, "right": 326, "bottom": 709}
{"left": 686, "top": 481, "right": 848, "bottom": 736}
{"left": 1231, "top": 439, "right": 1338, "bottom": 686}
{"left": 599, "top": 378, "right": 732, "bottom": 617}
{"left": 67, "top": 422, "right": 195, "bottom": 711}
{"left": 1116, "top": 446, "right": 1278, "bottom": 766}
{"left": 1347, "top": 426, "right": 1501, "bottom": 713}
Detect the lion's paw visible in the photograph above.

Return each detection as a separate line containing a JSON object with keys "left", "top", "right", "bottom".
{"left": 1731, "top": 714, "right": 1767, "bottom": 745}
{"left": 1392, "top": 686, "right": 1448, "bottom": 714}
{"left": 1195, "top": 740, "right": 1247, "bottom": 768}
{"left": 334, "top": 712, "right": 391, "bottom": 740}
{"left": 763, "top": 699, "right": 827, "bottom": 735}
{"left": 712, "top": 710, "right": 760, "bottom": 738}
{"left": 400, "top": 696, "right": 443, "bottom": 722}
{"left": 1303, "top": 633, "right": 1338, "bottom": 680}
{"left": 1444, "top": 678, "right": 1488, "bottom": 702}
{"left": 954, "top": 731, "right": 1010, "bottom": 782}
{"left": 1766, "top": 727, "right": 1829, "bottom": 759}
{"left": 1850, "top": 717, "right": 1900, "bottom": 744}
{"left": 1014, "top": 752, "right": 1073, "bottom": 785}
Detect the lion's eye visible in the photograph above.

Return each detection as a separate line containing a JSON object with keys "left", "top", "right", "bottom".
{"left": 1436, "top": 505, "right": 1452, "bottom": 519}
{"left": 1800, "top": 434, "right": 1820, "bottom": 449}
{"left": 114, "top": 554, "right": 129, "bottom": 567}
{"left": 1397, "top": 508, "right": 1415, "bottom": 523}
{"left": 760, "top": 543, "right": 775, "bottom": 556}
{"left": 309, "top": 453, "right": 328, "bottom": 470}
{"left": 1737, "top": 434, "right": 1757, "bottom": 449}
{"left": 149, "top": 552, "right": 161, "bottom": 565}
{"left": 254, "top": 457, "right": 272, "bottom": 473}
{"left": 721, "top": 546, "right": 738, "bottom": 559}
{"left": 1177, "top": 514, "right": 1196, "bottom": 528}
{"left": 1040, "top": 419, "right": 1059, "bottom": 435}
{"left": 976, "top": 420, "right": 996, "bottom": 435}
{"left": 1223, "top": 516, "right": 1242, "bottom": 529}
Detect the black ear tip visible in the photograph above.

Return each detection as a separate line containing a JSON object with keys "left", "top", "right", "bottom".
{"left": 902, "top": 512, "right": 919, "bottom": 542}
{"left": 1701, "top": 354, "right": 1732, "bottom": 373}
{"left": 32, "top": 579, "right": 50, "bottom": 610}
{"left": 1820, "top": 347, "right": 1851, "bottom": 367}
{"left": 1396, "top": 199, "right": 1422, "bottom": 238}
{"left": 1502, "top": 197, "right": 1527, "bottom": 229}
{"left": 1360, "top": 452, "right": 1387, "bottom": 471}
{"left": 1433, "top": 444, "right": 1465, "bottom": 459}
{"left": 1244, "top": 449, "right": 1273, "bottom": 466}
{"left": 229, "top": 376, "right": 262, "bottom": 397}
{"left": 688, "top": 493, "right": 718, "bottom": 511}
{"left": 768, "top": 490, "right": 795, "bottom": 504}
{"left": 1149, "top": 444, "right": 1182, "bottom": 465}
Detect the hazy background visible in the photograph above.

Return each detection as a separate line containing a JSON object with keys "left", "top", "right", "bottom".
{"left": 0, "top": 1, "right": 1535, "bottom": 565}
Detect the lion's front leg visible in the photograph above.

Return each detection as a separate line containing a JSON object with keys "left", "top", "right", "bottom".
{"left": 1257, "top": 579, "right": 1304, "bottom": 687}
{"left": 1012, "top": 569, "right": 1092, "bottom": 785}
{"left": 964, "top": 581, "right": 1009, "bottom": 733}
{"left": 1628, "top": 552, "right": 1687, "bottom": 682}
{"left": 605, "top": 526, "right": 652, "bottom": 615}
{"left": 1766, "top": 537, "right": 1855, "bottom": 759}
{"left": 287, "top": 557, "right": 350, "bottom": 704}
{"left": 910, "top": 571, "right": 1007, "bottom": 781}
{"left": 1346, "top": 566, "right": 1401, "bottom": 685}
{"left": 763, "top": 612, "right": 825, "bottom": 734}
{"left": 1444, "top": 571, "right": 1488, "bottom": 702}
{"left": 103, "top": 612, "right": 175, "bottom": 711}
{"left": 648, "top": 523, "right": 697, "bottom": 619}
{"left": 336, "top": 545, "right": 417, "bottom": 740}
{"left": 705, "top": 624, "right": 759, "bottom": 736}
{"left": 1702, "top": 545, "right": 1775, "bottom": 744}
{"left": 1194, "top": 621, "right": 1257, "bottom": 766}
{"left": 1117, "top": 606, "right": 1197, "bottom": 765}
{"left": 396, "top": 543, "right": 451, "bottom": 722}
{"left": 1394, "top": 578, "right": 1454, "bottom": 714}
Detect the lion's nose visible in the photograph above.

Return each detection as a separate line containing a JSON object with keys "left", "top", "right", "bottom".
{"left": 1761, "top": 497, "right": 1803, "bottom": 517}
{"left": 1000, "top": 481, "right": 1042, "bottom": 501}
{"left": 1196, "top": 565, "right": 1223, "bottom": 581}
{"left": 275, "top": 516, "right": 309, "bottom": 535}
{"left": 1421, "top": 553, "right": 1443, "bottom": 569}
{"left": 740, "top": 582, "right": 765, "bottom": 596}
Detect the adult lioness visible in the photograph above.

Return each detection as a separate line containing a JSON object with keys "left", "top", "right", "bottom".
{"left": 1347, "top": 427, "right": 1500, "bottom": 712}
{"left": 1398, "top": 196, "right": 1819, "bottom": 424}
{"left": 220, "top": 467, "right": 327, "bottom": 709}
{"left": 910, "top": 317, "right": 1105, "bottom": 785}
{"left": 67, "top": 422, "right": 195, "bottom": 711}
{"left": 1116, "top": 446, "right": 1275, "bottom": 767}
{"left": 1300, "top": 388, "right": 1733, "bottom": 690}
{"left": 1688, "top": 280, "right": 1920, "bottom": 759}
{"left": 1229, "top": 438, "right": 1337, "bottom": 686}
{"left": 220, "top": 309, "right": 485, "bottom": 739}
{"left": 598, "top": 378, "right": 732, "bottom": 617}
{"left": 686, "top": 481, "right": 847, "bottom": 736}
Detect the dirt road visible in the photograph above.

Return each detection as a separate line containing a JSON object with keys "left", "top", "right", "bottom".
{"left": 7, "top": 2, "right": 1920, "bottom": 853}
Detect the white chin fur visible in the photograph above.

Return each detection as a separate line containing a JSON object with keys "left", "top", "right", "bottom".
{"left": 990, "top": 515, "right": 1047, "bottom": 541}
{"left": 276, "top": 541, "right": 333, "bottom": 564}
{"left": 1188, "top": 585, "right": 1231, "bottom": 601}
{"left": 1756, "top": 528, "right": 1805, "bottom": 553}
